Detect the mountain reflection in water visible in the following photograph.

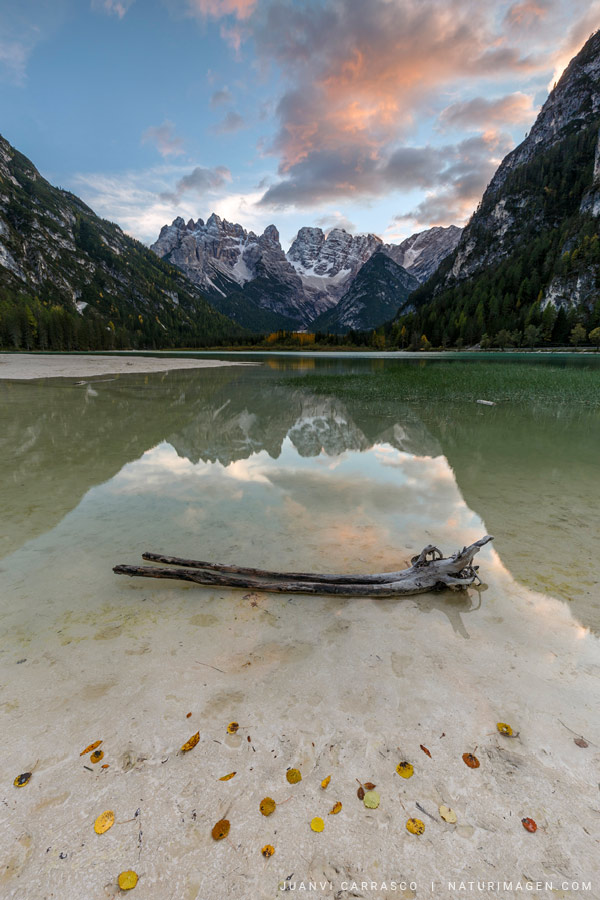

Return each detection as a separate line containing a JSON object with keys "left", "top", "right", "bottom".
{"left": 1, "top": 362, "right": 597, "bottom": 631}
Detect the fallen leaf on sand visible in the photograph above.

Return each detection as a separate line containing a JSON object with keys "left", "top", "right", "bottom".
{"left": 90, "top": 750, "right": 104, "bottom": 764}
{"left": 219, "top": 772, "right": 236, "bottom": 781}
{"left": 439, "top": 805, "right": 457, "bottom": 824}
{"left": 260, "top": 797, "right": 276, "bottom": 816}
{"left": 363, "top": 782, "right": 376, "bottom": 790}
{"left": 329, "top": 801, "right": 342, "bottom": 815}
{"left": 94, "top": 811, "right": 115, "bottom": 834}
{"left": 396, "top": 761, "right": 414, "bottom": 779}
{"left": 80, "top": 741, "right": 102, "bottom": 757}
{"left": 181, "top": 732, "right": 200, "bottom": 752}
{"left": 574, "top": 737, "right": 589, "bottom": 748}
{"left": 420, "top": 745, "right": 432, "bottom": 758}
{"left": 261, "top": 844, "right": 275, "bottom": 857}
{"left": 310, "top": 817, "right": 325, "bottom": 832}
{"left": 13, "top": 772, "right": 31, "bottom": 788}
{"left": 118, "top": 870, "right": 138, "bottom": 890}
{"left": 497, "top": 722, "right": 513, "bottom": 736}
{"left": 101, "top": 764, "right": 109, "bottom": 769}
{"left": 406, "top": 818, "right": 425, "bottom": 835}
{"left": 212, "top": 819, "right": 230, "bottom": 840}
{"left": 186, "top": 712, "right": 192, "bottom": 719}
{"left": 286, "top": 768, "right": 302, "bottom": 784}
{"left": 321, "top": 775, "right": 331, "bottom": 789}
{"left": 462, "top": 752, "right": 480, "bottom": 768}
{"left": 521, "top": 817, "right": 537, "bottom": 833}
{"left": 227, "top": 722, "right": 239, "bottom": 734}
{"left": 363, "top": 790, "right": 380, "bottom": 809}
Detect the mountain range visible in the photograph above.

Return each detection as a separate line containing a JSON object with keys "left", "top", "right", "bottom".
{"left": 150, "top": 216, "right": 461, "bottom": 332}
{"left": 2, "top": 28, "right": 600, "bottom": 349}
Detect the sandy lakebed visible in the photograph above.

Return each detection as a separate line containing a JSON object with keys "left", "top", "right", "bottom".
{"left": 0, "top": 357, "right": 598, "bottom": 900}
{"left": 0, "top": 353, "right": 254, "bottom": 380}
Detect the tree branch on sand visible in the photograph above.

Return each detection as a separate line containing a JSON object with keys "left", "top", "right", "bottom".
{"left": 113, "top": 535, "right": 493, "bottom": 597}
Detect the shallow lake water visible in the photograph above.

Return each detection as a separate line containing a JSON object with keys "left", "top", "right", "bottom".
{"left": 1, "top": 354, "right": 599, "bottom": 899}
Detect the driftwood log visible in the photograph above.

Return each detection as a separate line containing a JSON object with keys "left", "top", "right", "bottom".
{"left": 113, "top": 535, "right": 493, "bottom": 597}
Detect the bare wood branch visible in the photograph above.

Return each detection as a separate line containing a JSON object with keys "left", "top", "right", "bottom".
{"left": 114, "top": 536, "right": 493, "bottom": 597}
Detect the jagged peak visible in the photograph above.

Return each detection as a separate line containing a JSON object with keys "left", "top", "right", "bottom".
{"left": 262, "top": 224, "right": 280, "bottom": 243}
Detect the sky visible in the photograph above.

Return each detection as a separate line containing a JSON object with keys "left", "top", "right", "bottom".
{"left": 1, "top": 0, "right": 599, "bottom": 249}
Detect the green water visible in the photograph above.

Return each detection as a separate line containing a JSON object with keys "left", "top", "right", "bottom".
{"left": 1, "top": 354, "right": 598, "bottom": 623}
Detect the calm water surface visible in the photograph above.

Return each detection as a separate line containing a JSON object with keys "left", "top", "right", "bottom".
{"left": 1, "top": 354, "right": 598, "bottom": 626}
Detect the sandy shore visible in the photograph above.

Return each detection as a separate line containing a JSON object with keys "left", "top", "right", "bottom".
{"left": 0, "top": 353, "right": 252, "bottom": 380}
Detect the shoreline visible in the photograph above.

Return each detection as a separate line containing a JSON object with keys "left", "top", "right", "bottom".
{"left": 0, "top": 353, "right": 255, "bottom": 381}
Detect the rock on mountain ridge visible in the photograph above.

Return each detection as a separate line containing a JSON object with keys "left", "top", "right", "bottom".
{"left": 384, "top": 225, "right": 462, "bottom": 283}
{"left": 287, "top": 226, "right": 385, "bottom": 314}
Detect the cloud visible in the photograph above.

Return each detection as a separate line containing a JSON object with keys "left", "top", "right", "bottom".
{"left": 0, "top": 39, "right": 29, "bottom": 84}
{"left": 504, "top": 0, "right": 552, "bottom": 29}
{"left": 91, "top": 0, "right": 135, "bottom": 18}
{"left": 213, "top": 110, "right": 246, "bottom": 133}
{"left": 314, "top": 212, "right": 356, "bottom": 234}
{"left": 438, "top": 93, "right": 536, "bottom": 131}
{"left": 248, "top": 0, "right": 600, "bottom": 218}
{"left": 252, "top": 0, "right": 541, "bottom": 210}
{"left": 210, "top": 87, "right": 233, "bottom": 107}
{"left": 142, "top": 121, "right": 185, "bottom": 157}
{"left": 185, "top": 0, "right": 256, "bottom": 20}
{"left": 159, "top": 164, "right": 232, "bottom": 202}
{"left": 393, "top": 132, "right": 514, "bottom": 227}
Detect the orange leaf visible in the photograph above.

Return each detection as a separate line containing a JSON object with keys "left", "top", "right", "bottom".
{"left": 212, "top": 819, "right": 230, "bottom": 840}
{"left": 420, "top": 744, "right": 432, "bottom": 758}
{"left": 181, "top": 732, "right": 200, "bottom": 752}
{"left": 462, "top": 752, "right": 480, "bottom": 768}
{"left": 80, "top": 740, "right": 102, "bottom": 757}
{"left": 329, "top": 801, "right": 342, "bottom": 815}
{"left": 521, "top": 817, "right": 537, "bottom": 833}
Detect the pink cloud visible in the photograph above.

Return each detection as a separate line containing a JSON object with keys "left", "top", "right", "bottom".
{"left": 186, "top": 0, "right": 256, "bottom": 20}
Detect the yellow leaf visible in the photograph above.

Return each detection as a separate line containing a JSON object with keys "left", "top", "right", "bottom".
{"left": 321, "top": 775, "right": 331, "bottom": 789}
{"left": 227, "top": 722, "right": 239, "bottom": 734}
{"left": 329, "top": 801, "right": 342, "bottom": 815}
{"left": 310, "top": 816, "right": 325, "bottom": 832}
{"left": 181, "top": 731, "right": 200, "bottom": 752}
{"left": 211, "top": 819, "right": 230, "bottom": 840}
{"left": 13, "top": 772, "right": 32, "bottom": 788}
{"left": 219, "top": 772, "right": 236, "bottom": 781}
{"left": 80, "top": 740, "right": 102, "bottom": 756}
{"left": 94, "top": 810, "right": 115, "bottom": 834}
{"left": 260, "top": 797, "right": 276, "bottom": 816}
{"left": 261, "top": 844, "right": 275, "bottom": 857}
{"left": 118, "top": 870, "right": 138, "bottom": 890}
{"left": 497, "top": 722, "right": 513, "bottom": 736}
{"left": 439, "top": 805, "right": 457, "bottom": 824}
{"left": 90, "top": 750, "right": 104, "bottom": 763}
{"left": 396, "top": 761, "right": 414, "bottom": 779}
{"left": 286, "top": 768, "right": 302, "bottom": 784}
{"left": 406, "top": 818, "right": 425, "bottom": 835}
{"left": 363, "top": 790, "right": 380, "bottom": 809}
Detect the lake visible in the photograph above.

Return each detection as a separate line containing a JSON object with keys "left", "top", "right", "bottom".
{"left": 1, "top": 353, "right": 599, "bottom": 899}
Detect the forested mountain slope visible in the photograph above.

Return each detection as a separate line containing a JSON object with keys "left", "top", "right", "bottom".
{"left": 0, "top": 135, "right": 245, "bottom": 350}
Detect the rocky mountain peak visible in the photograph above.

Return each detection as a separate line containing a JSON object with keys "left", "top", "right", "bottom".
{"left": 262, "top": 224, "right": 280, "bottom": 245}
